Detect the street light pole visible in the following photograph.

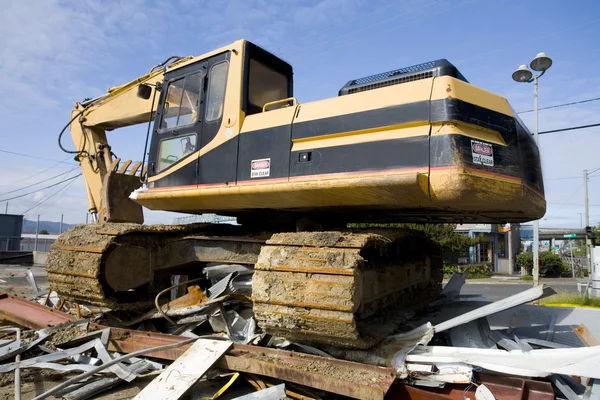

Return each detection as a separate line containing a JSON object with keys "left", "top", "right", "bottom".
{"left": 532, "top": 76, "right": 540, "bottom": 286}
{"left": 512, "top": 52, "right": 552, "bottom": 286}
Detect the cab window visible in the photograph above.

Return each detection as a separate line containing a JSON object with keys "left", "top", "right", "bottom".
{"left": 157, "top": 134, "right": 197, "bottom": 172}
{"left": 160, "top": 72, "right": 203, "bottom": 130}
{"left": 205, "top": 62, "right": 229, "bottom": 122}
{"left": 247, "top": 59, "right": 289, "bottom": 115}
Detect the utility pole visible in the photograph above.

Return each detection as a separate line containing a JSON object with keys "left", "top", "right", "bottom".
{"left": 4, "top": 202, "right": 7, "bottom": 214}
{"left": 584, "top": 169, "right": 598, "bottom": 297}
{"left": 60, "top": 214, "right": 64, "bottom": 234}
{"left": 570, "top": 240, "right": 575, "bottom": 278}
{"left": 34, "top": 214, "right": 40, "bottom": 252}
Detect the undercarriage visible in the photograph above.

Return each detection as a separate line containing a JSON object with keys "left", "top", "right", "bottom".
{"left": 46, "top": 223, "right": 442, "bottom": 349}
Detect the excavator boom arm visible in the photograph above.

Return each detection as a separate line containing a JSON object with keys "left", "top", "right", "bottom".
{"left": 68, "top": 57, "right": 191, "bottom": 222}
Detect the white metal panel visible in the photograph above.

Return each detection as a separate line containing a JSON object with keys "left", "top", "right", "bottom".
{"left": 134, "top": 339, "right": 232, "bottom": 400}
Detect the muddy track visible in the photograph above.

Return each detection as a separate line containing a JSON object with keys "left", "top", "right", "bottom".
{"left": 47, "top": 224, "right": 442, "bottom": 348}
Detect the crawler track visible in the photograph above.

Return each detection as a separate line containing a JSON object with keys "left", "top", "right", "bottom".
{"left": 47, "top": 224, "right": 442, "bottom": 348}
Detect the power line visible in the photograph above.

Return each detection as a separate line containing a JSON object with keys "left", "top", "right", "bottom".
{"left": 292, "top": 0, "right": 480, "bottom": 85}
{"left": 518, "top": 97, "right": 600, "bottom": 114}
{"left": 0, "top": 174, "right": 81, "bottom": 203}
{"left": 0, "top": 156, "right": 73, "bottom": 188}
{"left": 285, "top": 0, "right": 412, "bottom": 52}
{"left": 454, "top": 17, "right": 598, "bottom": 66}
{"left": 288, "top": 0, "right": 446, "bottom": 57}
{"left": 556, "top": 183, "right": 584, "bottom": 211}
{"left": 547, "top": 202, "right": 600, "bottom": 207}
{"left": 22, "top": 175, "right": 80, "bottom": 215}
{"left": 0, "top": 167, "right": 80, "bottom": 197}
{"left": 15, "top": 197, "right": 85, "bottom": 213}
{"left": 539, "top": 122, "right": 600, "bottom": 135}
{"left": 545, "top": 176, "right": 581, "bottom": 181}
{"left": 0, "top": 149, "right": 77, "bottom": 165}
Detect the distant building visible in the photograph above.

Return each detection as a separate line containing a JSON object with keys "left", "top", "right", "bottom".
{"left": 454, "top": 223, "right": 521, "bottom": 274}
{"left": 20, "top": 233, "right": 59, "bottom": 252}
{"left": 0, "top": 214, "right": 23, "bottom": 251}
{"left": 172, "top": 214, "right": 237, "bottom": 225}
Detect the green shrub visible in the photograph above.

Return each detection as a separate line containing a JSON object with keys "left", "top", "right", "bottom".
{"left": 462, "top": 263, "right": 492, "bottom": 279}
{"left": 443, "top": 264, "right": 459, "bottom": 276}
{"left": 519, "top": 275, "right": 533, "bottom": 280}
{"left": 516, "top": 251, "right": 566, "bottom": 277}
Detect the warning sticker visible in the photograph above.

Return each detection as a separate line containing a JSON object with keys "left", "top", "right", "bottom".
{"left": 471, "top": 140, "right": 494, "bottom": 167}
{"left": 250, "top": 158, "right": 270, "bottom": 178}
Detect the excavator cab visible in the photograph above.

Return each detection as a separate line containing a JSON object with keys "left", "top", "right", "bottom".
{"left": 145, "top": 42, "right": 293, "bottom": 190}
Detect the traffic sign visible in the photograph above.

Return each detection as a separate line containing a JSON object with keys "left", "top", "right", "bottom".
{"left": 551, "top": 245, "right": 560, "bottom": 250}
{"left": 563, "top": 233, "right": 577, "bottom": 238}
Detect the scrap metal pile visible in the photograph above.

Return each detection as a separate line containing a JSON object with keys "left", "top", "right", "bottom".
{"left": 0, "top": 271, "right": 599, "bottom": 399}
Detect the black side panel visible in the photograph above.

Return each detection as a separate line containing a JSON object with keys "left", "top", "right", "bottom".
{"left": 515, "top": 118, "right": 544, "bottom": 193}
{"left": 430, "top": 135, "right": 523, "bottom": 179}
{"left": 237, "top": 125, "right": 292, "bottom": 181}
{"left": 198, "top": 51, "right": 237, "bottom": 185}
{"left": 430, "top": 98, "right": 516, "bottom": 144}
{"left": 198, "top": 138, "right": 239, "bottom": 185}
{"left": 290, "top": 136, "right": 429, "bottom": 177}
{"left": 151, "top": 162, "right": 198, "bottom": 188}
{"left": 292, "top": 101, "right": 429, "bottom": 141}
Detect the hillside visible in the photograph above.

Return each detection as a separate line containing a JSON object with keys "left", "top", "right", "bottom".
{"left": 22, "top": 219, "right": 76, "bottom": 234}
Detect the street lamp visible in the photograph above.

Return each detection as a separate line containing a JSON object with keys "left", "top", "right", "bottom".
{"left": 512, "top": 52, "right": 553, "bottom": 287}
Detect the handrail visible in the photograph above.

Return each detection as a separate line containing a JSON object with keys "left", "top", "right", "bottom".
{"left": 262, "top": 97, "right": 298, "bottom": 113}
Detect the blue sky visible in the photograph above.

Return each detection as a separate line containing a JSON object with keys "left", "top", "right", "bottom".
{"left": 1, "top": 0, "right": 599, "bottom": 226}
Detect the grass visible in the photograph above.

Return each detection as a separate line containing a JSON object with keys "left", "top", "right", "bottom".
{"left": 539, "top": 292, "right": 600, "bottom": 308}
{"left": 466, "top": 273, "right": 492, "bottom": 279}
{"left": 520, "top": 275, "right": 533, "bottom": 281}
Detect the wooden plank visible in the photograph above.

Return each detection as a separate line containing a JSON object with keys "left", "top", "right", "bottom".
{"left": 133, "top": 339, "right": 232, "bottom": 400}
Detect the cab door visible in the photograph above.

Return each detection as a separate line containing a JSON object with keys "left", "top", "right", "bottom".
{"left": 147, "top": 61, "right": 207, "bottom": 189}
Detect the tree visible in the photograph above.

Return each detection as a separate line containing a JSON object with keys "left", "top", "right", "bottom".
{"left": 39, "top": 229, "right": 49, "bottom": 235}
{"left": 350, "top": 223, "right": 480, "bottom": 260}
{"left": 397, "top": 224, "right": 480, "bottom": 256}
{"left": 516, "top": 251, "right": 567, "bottom": 277}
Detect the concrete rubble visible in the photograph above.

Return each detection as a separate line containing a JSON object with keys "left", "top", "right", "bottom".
{"left": 0, "top": 271, "right": 598, "bottom": 399}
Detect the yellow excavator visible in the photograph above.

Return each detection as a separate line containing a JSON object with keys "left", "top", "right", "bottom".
{"left": 47, "top": 40, "right": 545, "bottom": 348}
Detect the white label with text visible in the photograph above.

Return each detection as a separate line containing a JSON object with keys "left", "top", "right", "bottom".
{"left": 471, "top": 140, "right": 494, "bottom": 166}
{"left": 250, "top": 158, "right": 271, "bottom": 178}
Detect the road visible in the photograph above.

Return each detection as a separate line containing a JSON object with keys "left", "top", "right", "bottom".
{"left": 0, "top": 264, "right": 585, "bottom": 302}
{"left": 461, "top": 281, "right": 580, "bottom": 301}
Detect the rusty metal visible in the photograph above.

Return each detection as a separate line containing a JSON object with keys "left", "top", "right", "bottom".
{"left": 389, "top": 373, "right": 554, "bottom": 399}
{"left": 0, "top": 292, "right": 395, "bottom": 399}
{"left": 221, "top": 345, "right": 395, "bottom": 400}
{"left": 0, "top": 292, "right": 556, "bottom": 400}
{"left": 104, "top": 329, "right": 395, "bottom": 399}
{"left": 0, "top": 293, "right": 73, "bottom": 329}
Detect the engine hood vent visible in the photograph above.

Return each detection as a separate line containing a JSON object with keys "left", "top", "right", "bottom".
{"left": 338, "top": 59, "right": 467, "bottom": 96}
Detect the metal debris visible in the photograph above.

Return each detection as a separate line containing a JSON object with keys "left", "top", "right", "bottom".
{"left": 406, "top": 345, "right": 600, "bottom": 379}
{"left": 475, "top": 384, "right": 496, "bottom": 400}
{"left": 434, "top": 285, "right": 556, "bottom": 333}
{"left": 62, "top": 360, "right": 156, "bottom": 400}
{"left": 133, "top": 339, "right": 232, "bottom": 400}
{"left": 208, "top": 272, "right": 237, "bottom": 300}
{"left": 440, "top": 272, "right": 468, "bottom": 298}
{"left": 204, "top": 263, "right": 253, "bottom": 281}
{"left": 232, "top": 383, "right": 286, "bottom": 400}
{"left": 1, "top": 273, "right": 600, "bottom": 400}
